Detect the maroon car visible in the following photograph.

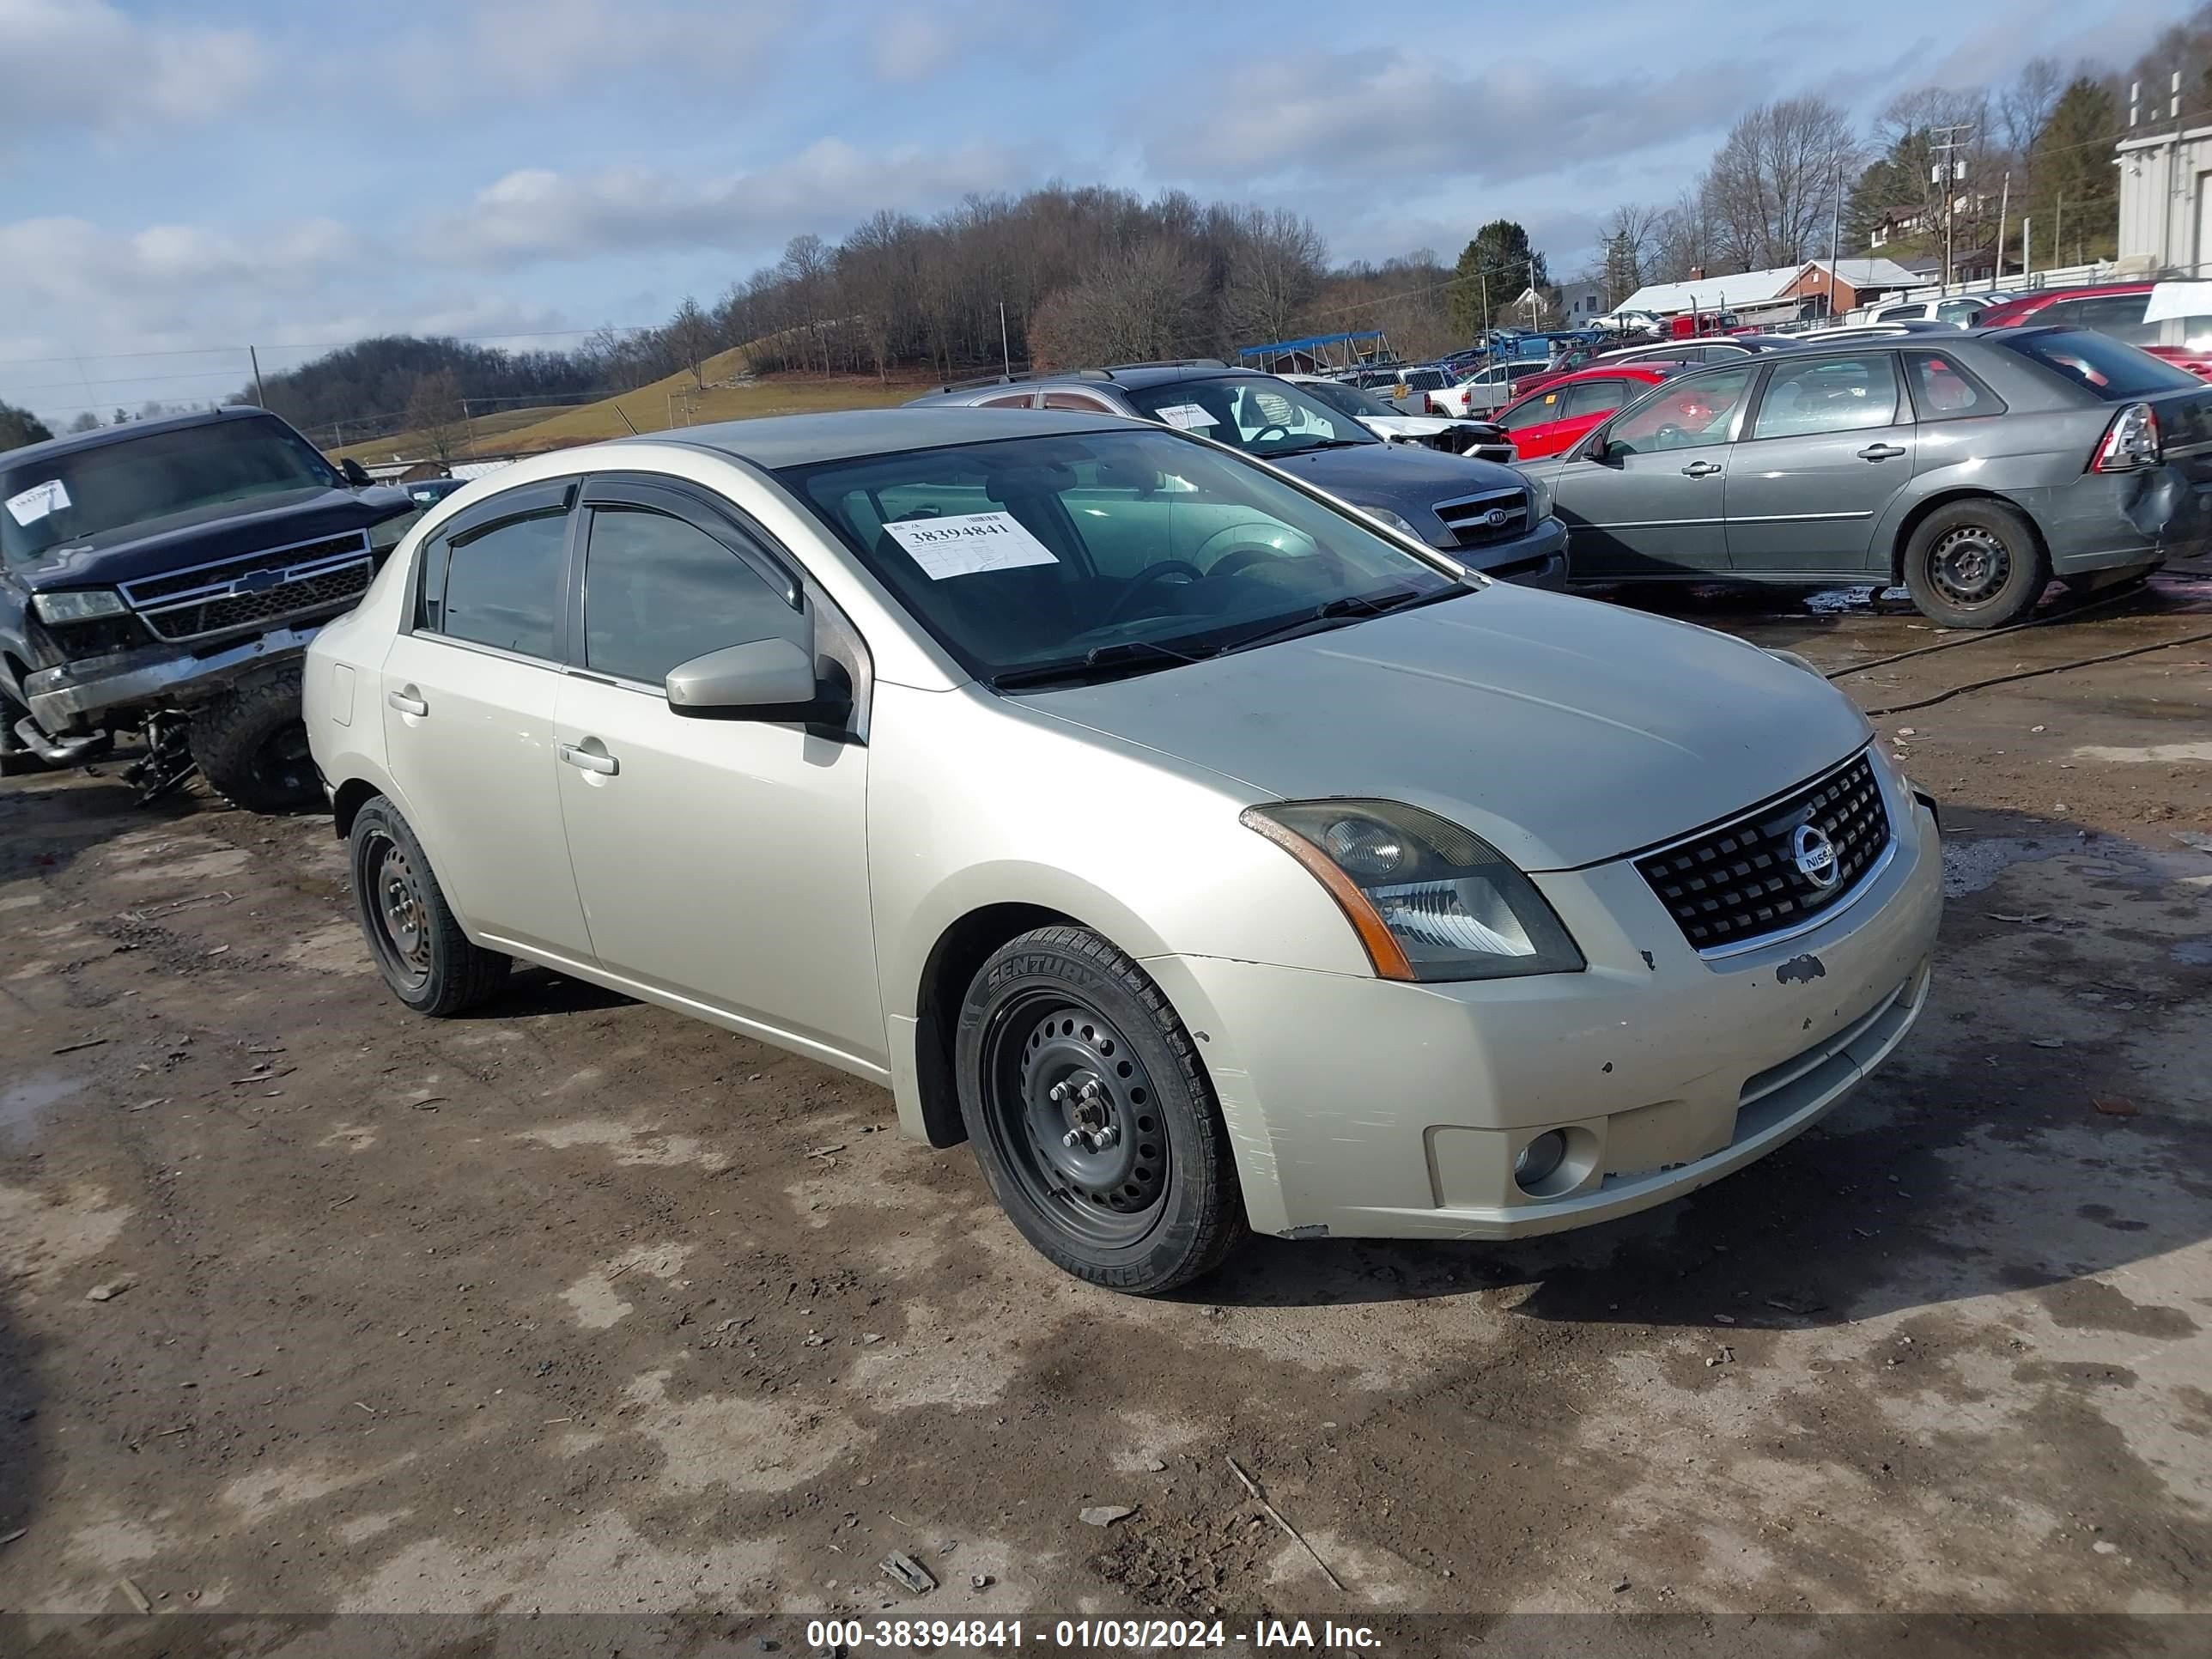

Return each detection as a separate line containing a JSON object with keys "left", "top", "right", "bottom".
{"left": 1980, "top": 283, "right": 2212, "bottom": 381}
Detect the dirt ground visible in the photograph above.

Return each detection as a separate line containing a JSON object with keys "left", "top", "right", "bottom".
{"left": 2, "top": 570, "right": 2209, "bottom": 1647}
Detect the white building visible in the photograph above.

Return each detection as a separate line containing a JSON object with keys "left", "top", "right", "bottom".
{"left": 2118, "top": 125, "right": 2212, "bottom": 276}
{"left": 1612, "top": 258, "right": 1923, "bottom": 326}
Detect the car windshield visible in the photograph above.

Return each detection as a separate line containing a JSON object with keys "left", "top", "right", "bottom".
{"left": 1121, "top": 376, "right": 1378, "bottom": 458}
{"left": 1996, "top": 328, "right": 2202, "bottom": 400}
{"left": 782, "top": 427, "right": 1462, "bottom": 686}
{"left": 1297, "top": 379, "right": 1400, "bottom": 421}
{"left": 1, "top": 417, "right": 340, "bottom": 565}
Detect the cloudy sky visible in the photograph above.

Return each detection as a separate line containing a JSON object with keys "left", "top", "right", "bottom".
{"left": 0, "top": 0, "right": 2172, "bottom": 423}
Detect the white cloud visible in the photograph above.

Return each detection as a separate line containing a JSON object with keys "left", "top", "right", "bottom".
{"left": 0, "top": 0, "right": 265, "bottom": 142}
{"left": 864, "top": 0, "right": 1069, "bottom": 86}
{"left": 423, "top": 139, "right": 1024, "bottom": 268}
{"left": 869, "top": 12, "right": 958, "bottom": 83}
{"left": 0, "top": 216, "right": 362, "bottom": 312}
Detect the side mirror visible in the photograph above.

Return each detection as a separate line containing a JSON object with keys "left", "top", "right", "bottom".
{"left": 665, "top": 636, "right": 851, "bottom": 726}
{"left": 340, "top": 458, "right": 373, "bottom": 488}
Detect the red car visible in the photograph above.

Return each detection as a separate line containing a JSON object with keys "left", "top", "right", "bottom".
{"left": 1492, "top": 364, "right": 1680, "bottom": 460}
{"left": 1980, "top": 282, "right": 2212, "bottom": 380}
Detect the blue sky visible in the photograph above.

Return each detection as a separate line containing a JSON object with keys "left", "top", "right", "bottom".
{"left": 0, "top": 0, "right": 2173, "bottom": 423}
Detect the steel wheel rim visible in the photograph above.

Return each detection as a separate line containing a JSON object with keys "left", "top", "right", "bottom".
{"left": 1929, "top": 526, "right": 2011, "bottom": 609}
{"left": 360, "top": 830, "right": 433, "bottom": 992}
{"left": 980, "top": 991, "right": 1170, "bottom": 1250}
{"left": 252, "top": 720, "right": 314, "bottom": 794}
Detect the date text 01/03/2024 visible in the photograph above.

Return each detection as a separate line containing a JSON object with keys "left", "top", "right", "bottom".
{"left": 802, "top": 1620, "right": 1383, "bottom": 1650}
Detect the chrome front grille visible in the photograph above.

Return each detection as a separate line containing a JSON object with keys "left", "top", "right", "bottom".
{"left": 118, "top": 532, "right": 373, "bottom": 642}
{"left": 1634, "top": 752, "right": 1893, "bottom": 954}
{"left": 1434, "top": 487, "right": 1528, "bottom": 549}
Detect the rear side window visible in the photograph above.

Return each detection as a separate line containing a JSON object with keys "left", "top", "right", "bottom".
{"left": 1903, "top": 352, "right": 2004, "bottom": 420}
{"left": 1560, "top": 378, "right": 1628, "bottom": 419}
{"left": 439, "top": 511, "right": 568, "bottom": 658}
{"left": 1996, "top": 329, "right": 2200, "bottom": 400}
{"left": 581, "top": 507, "right": 802, "bottom": 685}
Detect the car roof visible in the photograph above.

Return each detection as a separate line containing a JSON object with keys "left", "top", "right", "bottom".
{"left": 655, "top": 406, "right": 1133, "bottom": 469}
{"left": 0, "top": 403, "right": 284, "bottom": 470}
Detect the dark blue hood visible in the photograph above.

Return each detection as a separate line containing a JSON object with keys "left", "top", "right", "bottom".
{"left": 16, "top": 486, "right": 415, "bottom": 592}
{"left": 1265, "top": 440, "right": 1525, "bottom": 526}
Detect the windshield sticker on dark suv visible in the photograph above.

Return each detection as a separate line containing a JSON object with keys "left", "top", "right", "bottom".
{"left": 1154, "top": 404, "right": 1219, "bottom": 430}
{"left": 884, "top": 510, "right": 1060, "bottom": 580}
{"left": 5, "top": 478, "right": 70, "bottom": 526}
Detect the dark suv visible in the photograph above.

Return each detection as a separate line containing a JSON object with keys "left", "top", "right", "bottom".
{"left": 1, "top": 407, "right": 419, "bottom": 810}
{"left": 910, "top": 362, "right": 1568, "bottom": 586}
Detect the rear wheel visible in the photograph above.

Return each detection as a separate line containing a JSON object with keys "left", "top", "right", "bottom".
{"left": 349, "top": 795, "right": 509, "bottom": 1016}
{"left": 955, "top": 926, "right": 1245, "bottom": 1294}
{"left": 1901, "top": 501, "right": 2050, "bottom": 629}
{"left": 189, "top": 663, "right": 319, "bottom": 813}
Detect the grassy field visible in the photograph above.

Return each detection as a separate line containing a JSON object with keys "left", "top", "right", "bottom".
{"left": 325, "top": 349, "right": 932, "bottom": 466}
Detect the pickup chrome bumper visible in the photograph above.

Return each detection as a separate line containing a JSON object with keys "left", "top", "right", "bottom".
{"left": 23, "top": 623, "right": 322, "bottom": 737}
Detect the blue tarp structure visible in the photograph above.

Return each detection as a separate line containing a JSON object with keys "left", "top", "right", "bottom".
{"left": 1236, "top": 330, "right": 1388, "bottom": 369}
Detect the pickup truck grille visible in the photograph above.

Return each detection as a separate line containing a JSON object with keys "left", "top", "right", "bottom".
{"left": 1634, "top": 752, "right": 1893, "bottom": 954}
{"left": 1434, "top": 488, "right": 1528, "bottom": 549}
{"left": 118, "top": 533, "right": 373, "bottom": 643}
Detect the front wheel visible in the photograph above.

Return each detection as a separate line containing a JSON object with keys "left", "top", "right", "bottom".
{"left": 955, "top": 926, "right": 1245, "bottom": 1294}
{"left": 1901, "top": 501, "right": 2050, "bottom": 629}
{"left": 189, "top": 664, "right": 319, "bottom": 812}
{"left": 349, "top": 795, "right": 509, "bottom": 1016}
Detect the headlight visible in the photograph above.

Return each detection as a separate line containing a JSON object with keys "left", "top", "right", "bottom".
{"left": 31, "top": 589, "right": 127, "bottom": 624}
{"left": 369, "top": 508, "right": 422, "bottom": 552}
{"left": 1520, "top": 470, "right": 1553, "bottom": 522}
{"left": 1359, "top": 507, "right": 1426, "bottom": 542}
{"left": 1242, "top": 799, "right": 1584, "bottom": 982}
{"left": 1765, "top": 647, "right": 1824, "bottom": 678}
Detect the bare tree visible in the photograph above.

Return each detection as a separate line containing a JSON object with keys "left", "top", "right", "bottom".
{"left": 1701, "top": 96, "right": 1861, "bottom": 270}
{"left": 1595, "top": 203, "right": 1661, "bottom": 305}
{"left": 1217, "top": 206, "right": 1328, "bottom": 347}
{"left": 404, "top": 368, "right": 469, "bottom": 465}
{"left": 68, "top": 410, "right": 101, "bottom": 433}
{"left": 668, "top": 298, "right": 717, "bottom": 391}
{"left": 1650, "top": 185, "right": 1717, "bottom": 283}
{"left": 1029, "top": 240, "right": 1209, "bottom": 368}
{"left": 1999, "top": 58, "right": 2065, "bottom": 155}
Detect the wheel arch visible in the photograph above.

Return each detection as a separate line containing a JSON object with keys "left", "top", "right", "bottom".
{"left": 1887, "top": 487, "right": 2050, "bottom": 586}
{"left": 908, "top": 902, "right": 1080, "bottom": 1148}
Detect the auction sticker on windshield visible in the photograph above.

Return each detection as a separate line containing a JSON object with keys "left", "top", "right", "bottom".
{"left": 5, "top": 478, "right": 70, "bottom": 526}
{"left": 884, "top": 511, "right": 1060, "bottom": 580}
{"left": 1154, "top": 404, "right": 1218, "bottom": 430}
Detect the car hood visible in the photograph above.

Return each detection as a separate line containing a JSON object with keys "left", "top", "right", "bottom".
{"left": 1263, "top": 440, "right": 1525, "bottom": 528}
{"left": 1018, "top": 585, "right": 1872, "bottom": 872}
{"left": 16, "top": 485, "right": 416, "bottom": 592}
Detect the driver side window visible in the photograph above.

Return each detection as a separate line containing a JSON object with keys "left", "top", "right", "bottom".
{"left": 1602, "top": 365, "right": 1753, "bottom": 456}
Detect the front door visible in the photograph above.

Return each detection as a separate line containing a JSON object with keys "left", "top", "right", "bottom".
{"left": 1547, "top": 362, "right": 1753, "bottom": 579}
{"left": 550, "top": 477, "right": 884, "bottom": 1071}
{"left": 1724, "top": 352, "right": 1917, "bottom": 576}
{"left": 381, "top": 480, "right": 594, "bottom": 961}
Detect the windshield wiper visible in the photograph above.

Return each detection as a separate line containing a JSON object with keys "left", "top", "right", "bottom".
{"left": 1214, "top": 586, "right": 1440, "bottom": 656}
{"left": 990, "top": 637, "right": 1217, "bottom": 691}
{"left": 1274, "top": 437, "right": 1371, "bottom": 454}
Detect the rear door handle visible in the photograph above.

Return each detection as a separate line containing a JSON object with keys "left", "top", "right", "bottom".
{"left": 1856, "top": 443, "right": 1906, "bottom": 460}
{"left": 559, "top": 743, "right": 618, "bottom": 776}
{"left": 1681, "top": 460, "right": 1723, "bottom": 477}
{"left": 387, "top": 690, "right": 428, "bottom": 717}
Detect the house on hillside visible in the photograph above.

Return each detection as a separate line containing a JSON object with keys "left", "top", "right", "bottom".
{"left": 1613, "top": 258, "right": 1922, "bottom": 327}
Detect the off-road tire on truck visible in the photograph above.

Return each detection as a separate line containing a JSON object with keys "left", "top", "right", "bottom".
{"left": 956, "top": 925, "right": 1246, "bottom": 1294}
{"left": 187, "top": 663, "right": 320, "bottom": 814}
{"left": 349, "top": 795, "right": 510, "bottom": 1016}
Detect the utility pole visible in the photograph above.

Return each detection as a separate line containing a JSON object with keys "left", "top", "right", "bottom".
{"left": 1827, "top": 161, "right": 1842, "bottom": 319}
{"left": 2053, "top": 192, "right": 2063, "bottom": 270}
{"left": 248, "top": 345, "right": 268, "bottom": 408}
{"left": 1992, "top": 172, "right": 2009, "bottom": 292}
{"left": 2021, "top": 216, "right": 2032, "bottom": 285}
{"left": 1929, "top": 124, "right": 1972, "bottom": 296}
{"left": 999, "top": 301, "right": 1012, "bottom": 376}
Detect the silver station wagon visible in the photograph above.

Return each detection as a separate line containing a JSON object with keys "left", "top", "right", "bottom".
{"left": 307, "top": 409, "right": 1943, "bottom": 1293}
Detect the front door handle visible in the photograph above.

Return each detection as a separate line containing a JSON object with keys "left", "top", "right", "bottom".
{"left": 559, "top": 743, "right": 618, "bottom": 776}
{"left": 1856, "top": 443, "right": 1906, "bottom": 461}
{"left": 387, "top": 690, "right": 428, "bottom": 717}
{"left": 1680, "top": 459, "right": 1723, "bottom": 477}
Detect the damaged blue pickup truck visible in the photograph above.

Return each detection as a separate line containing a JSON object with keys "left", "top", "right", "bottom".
{"left": 1, "top": 407, "right": 420, "bottom": 811}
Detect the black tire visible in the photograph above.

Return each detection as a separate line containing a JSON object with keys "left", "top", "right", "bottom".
{"left": 954, "top": 926, "right": 1245, "bottom": 1294}
{"left": 1901, "top": 501, "right": 2051, "bottom": 629}
{"left": 188, "top": 663, "right": 319, "bottom": 813}
{"left": 0, "top": 693, "right": 46, "bottom": 777}
{"left": 348, "top": 795, "right": 509, "bottom": 1016}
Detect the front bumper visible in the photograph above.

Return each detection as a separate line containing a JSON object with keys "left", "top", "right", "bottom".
{"left": 24, "top": 623, "right": 323, "bottom": 737}
{"left": 1142, "top": 772, "right": 1942, "bottom": 1241}
{"left": 1449, "top": 513, "right": 1569, "bottom": 590}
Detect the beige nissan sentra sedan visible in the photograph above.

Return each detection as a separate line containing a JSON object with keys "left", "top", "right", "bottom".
{"left": 305, "top": 408, "right": 1942, "bottom": 1293}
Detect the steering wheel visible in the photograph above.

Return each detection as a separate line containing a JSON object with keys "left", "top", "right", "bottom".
{"left": 1248, "top": 425, "right": 1290, "bottom": 443}
{"left": 1655, "top": 422, "right": 1688, "bottom": 447}
{"left": 1206, "top": 544, "right": 1290, "bottom": 580}
{"left": 1100, "top": 560, "right": 1205, "bottom": 625}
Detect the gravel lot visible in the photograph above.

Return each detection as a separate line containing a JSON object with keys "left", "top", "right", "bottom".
{"left": 3, "top": 573, "right": 2209, "bottom": 1638}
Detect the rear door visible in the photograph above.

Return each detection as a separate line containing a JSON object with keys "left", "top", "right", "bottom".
{"left": 1724, "top": 351, "right": 1915, "bottom": 576}
{"left": 381, "top": 479, "right": 594, "bottom": 959}
{"left": 1546, "top": 362, "right": 1754, "bottom": 578}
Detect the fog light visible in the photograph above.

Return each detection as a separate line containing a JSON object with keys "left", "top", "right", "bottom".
{"left": 1515, "top": 1129, "right": 1567, "bottom": 1192}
